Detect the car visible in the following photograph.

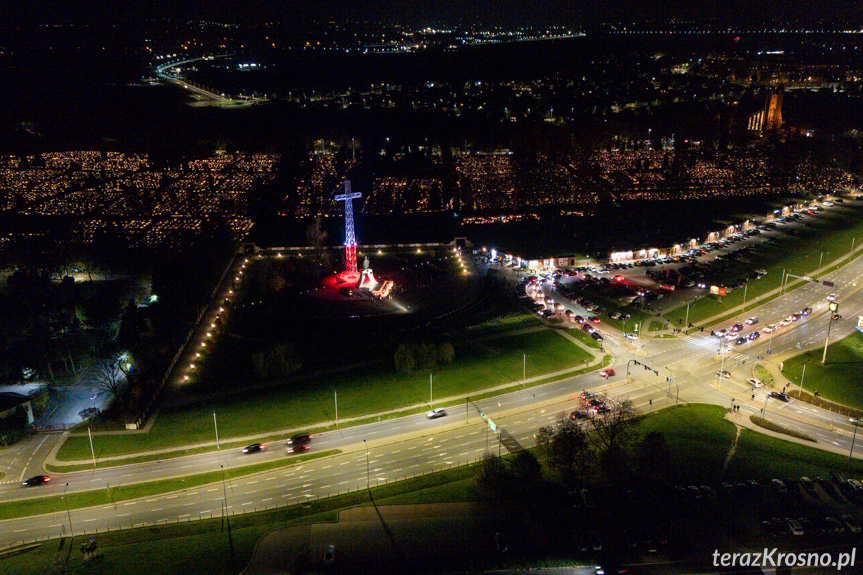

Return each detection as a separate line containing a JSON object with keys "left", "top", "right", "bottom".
{"left": 242, "top": 443, "right": 265, "bottom": 454}
{"left": 581, "top": 391, "right": 597, "bottom": 400}
{"left": 791, "top": 312, "right": 802, "bottom": 321}
{"left": 824, "top": 516, "right": 845, "bottom": 533}
{"left": 591, "top": 332, "right": 604, "bottom": 341}
{"left": 590, "top": 316, "right": 601, "bottom": 323}
{"left": 827, "top": 293, "right": 837, "bottom": 302}
{"left": 746, "top": 378, "right": 763, "bottom": 388}
{"left": 735, "top": 337, "right": 747, "bottom": 345}
{"left": 748, "top": 332, "right": 760, "bottom": 341}
{"left": 22, "top": 475, "right": 50, "bottom": 487}
{"left": 745, "top": 317, "right": 759, "bottom": 325}
{"left": 323, "top": 544, "right": 335, "bottom": 564}
{"left": 588, "top": 398, "right": 606, "bottom": 409}
{"left": 716, "top": 370, "right": 731, "bottom": 378}
{"left": 779, "top": 317, "right": 793, "bottom": 327}
{"left": 609, "top": 311, "right": 622, "bottom": 319}
{"left": 574, "top": 315, "right": 585, "bottom": 324}
{"left": 426, "top": 408, "right": 447, "bottom": 419}
{"left": 771, "top": 479, "right": 788, "bottom": 493}
{"left": 787, "top": 518, "right": 805, "bottom": 536}
{"left": 763, "top": 324, "right": 777, "bottom": 333}
{"left": 716, "top": 328, "right": 729, "bottom": 338}
{"left": 570, "top": 410, "right": 590, "bottom": 420}
{"left": 287, "top": 433, "right": 313, "bottom": 445}
{"left": 730, "top": 323, "right": 744, "bottom": 332}
{"left": 801, "top": 307, "right": 813, "bottom": 315}
{"left": 287, "top": 444, "right": 309, "bottom": 454}
{"left": 601, "top": 369, "right": 616, "bottom": 378}
{"left": 768, "top": 391, "right": 790, "bottom": 402}
{"left": 800, "top": 477, "right": 818, "bottom": 496}
{"left": 624, "top": 332, "right": 638, "bottom": 340}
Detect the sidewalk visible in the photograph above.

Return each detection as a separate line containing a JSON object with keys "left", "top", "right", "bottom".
{"left": 47, "top": 328, "right": 607, "bottom": 467}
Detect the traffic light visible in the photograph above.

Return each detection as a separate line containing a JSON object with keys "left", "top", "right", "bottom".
{"left": 666, "top": 377, "right": 671, "bottom": 382}
{"left": 654, "top": 370, "right": 659, "bottom": 375}
{"left": 634, "top": 360, "right": 640, "bottom": 366}
{"left": 644, "top": 365, "right": 649, "bottom": 371}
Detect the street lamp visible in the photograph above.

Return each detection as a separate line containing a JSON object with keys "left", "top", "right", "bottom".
{"left": 363, "top": 440, "right": 370, "bottom": 490}
{"left": 63, "top": 482, "right": 74, "bottom": 537}
{"left": 850, "top": 418, "right": 862, "bottom": 460}
{"left": 822, "top": 302, "right": 838, "bottom": 365}
{"left": 213, "top": 411, "right": 220, "bottom": 450}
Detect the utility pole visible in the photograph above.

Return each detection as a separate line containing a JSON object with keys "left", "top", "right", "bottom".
{"left": 220, "top": 465, "right": 236, "bottom": 568}
{"left": 88, "top": 427, "right": 96, "bottom": 468}
{"left": 213, "top": 411, "right": 220, "bottom": 450}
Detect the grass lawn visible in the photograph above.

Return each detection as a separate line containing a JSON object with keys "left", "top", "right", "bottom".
{"left": 57, "top": 331, "right": 592, "bottom": 461}
{"left": 753, "top": 364, "right": 775, "bottom": 387}
{"left": 781, "top": 331, "right": 863, "bottom": 410}
{"left": 561, "top": 326, "right": 602, "bottom": 348}
{"left": 664, "top": 209, "right": 863, "bottom": 327}
{"left": 633, "top": 403, "right": 863, "bottom": 482}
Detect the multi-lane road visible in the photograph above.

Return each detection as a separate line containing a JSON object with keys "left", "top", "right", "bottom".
{"left": 4, "top": 205, "right": 863, "bottom": 548}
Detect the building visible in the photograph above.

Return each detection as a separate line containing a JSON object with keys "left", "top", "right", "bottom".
{"left": 746, "top": 88, "right": 783, "bottom": 133}
{"left": 0, "top": 392, "right": 34, "bottom": 425}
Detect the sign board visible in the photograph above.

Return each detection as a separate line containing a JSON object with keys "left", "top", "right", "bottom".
{"left": 857, "top": 315, "right": 863, "bottom": 334}
{"left": 479, "top": 412, "right": 497, "bottom": 432}
{"left": 710, "top": 286, "right": 727, "bottom": 296}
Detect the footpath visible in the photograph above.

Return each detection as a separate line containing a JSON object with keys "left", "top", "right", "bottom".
{"left": 46, "top": 327, "right": 606, "bottom": 468}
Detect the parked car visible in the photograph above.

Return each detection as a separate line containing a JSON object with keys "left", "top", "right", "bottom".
{"left": 570, "top": 410, "right": 590, "bottom": 420}
{"left": 323, "top": 544, "right": 336, "bottom": 564}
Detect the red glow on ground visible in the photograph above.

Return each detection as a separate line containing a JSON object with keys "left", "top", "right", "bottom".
{"left": 319, "top": 271, "right": 361, "bottom": 293}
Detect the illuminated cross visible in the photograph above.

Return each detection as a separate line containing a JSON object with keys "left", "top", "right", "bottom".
{"left": 335, "top": 180, "right": 362, "bottom": 273}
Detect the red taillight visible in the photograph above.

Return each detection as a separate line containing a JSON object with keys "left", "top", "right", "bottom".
{"left": 45, "top": 477, "right": 50, "bottom": 482}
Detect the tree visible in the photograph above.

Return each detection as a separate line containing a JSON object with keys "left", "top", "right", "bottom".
{"left": 394, "top": 342, "right": 417, "bottom": 373}
{"left": 586, "top": 398, "right": 638, "bottom": 480}
{"left": 251, "top": 343, "right": 303, "bottom": 379}
{"left": 546, "top": 415, "right": 592, "bottom": 484}
{"left": 474, "top": 453, "right": 511, "bottom": 501}
{"left": 92, "top": 360, "right": 125, "bottom": 399}
{"left": 305, "top": 215, "right": 331, "bottom": 275}
{"left": 437, "top": 342, "right": 455, "bottom": 365}
{"left": 509, "top": 450, "right": 542, "bottom": 492}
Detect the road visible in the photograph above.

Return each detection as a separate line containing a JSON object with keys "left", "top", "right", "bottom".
{"left": 3, "top": 203, "right": 863, "bottom": 548}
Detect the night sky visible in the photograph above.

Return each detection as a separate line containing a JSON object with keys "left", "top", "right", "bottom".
{"left": 4, "top": 0, "right": 862, "bottom": 27}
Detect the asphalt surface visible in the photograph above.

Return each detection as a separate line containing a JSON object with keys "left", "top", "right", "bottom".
{"left": 3, "top": 202, "right": 863, "bottom": 549}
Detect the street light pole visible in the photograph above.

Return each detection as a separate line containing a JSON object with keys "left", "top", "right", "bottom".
{"left": 88, "top": 427, "right": 96, "bottom": 468}
{"left": 335, "top": 391, "right": 338, "bottom": 427}
{"left": 822, "top": 314, "right": 834, "bottom": 365}
{"left": 523, "top": 353, "right": 526, "bottom": 382}
{"left": 213, "top": 411, "right": 220, "bottom": 450}
{"left": 799, "top": 364, "right": 806, "bottom": 395}
{"left": 63, "top": 482, "right": 74, "bottom": 537}
{"left": 363, "top": 440, "right": 370, "bottom": 490}
{"left": 743, "top": 284, "right": 748, "bottom": 312}
{"left": 818, "top": 251, "right": 824, "bottom": 270}
{"left": 684, "top": 301, "right": 691, "bottom": 329}
{"left": 430, "top": 373, "right": 433, "bottom": 407}
{"left": 220, "top": 464, "right": 236, "bottom": 567}
{"left": 850, "top": 419, "right": 861, "bottom": 460}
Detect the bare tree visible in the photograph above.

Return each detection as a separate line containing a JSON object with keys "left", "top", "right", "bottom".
{"left": 586, "top": 397, "right": 638, "bottom": 479}
{"left": 92, "top": 360, "right": 125, "bottom": 398}
{"left": 305, "top": 215, "right": 331, "bottom": 274}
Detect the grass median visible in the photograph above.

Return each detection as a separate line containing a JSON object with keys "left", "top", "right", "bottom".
{"left": 57, "top": 330, "right": 592, "bottom": 462}
{"left": 0, "top": 449, "right": 340, "bottom": 522}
